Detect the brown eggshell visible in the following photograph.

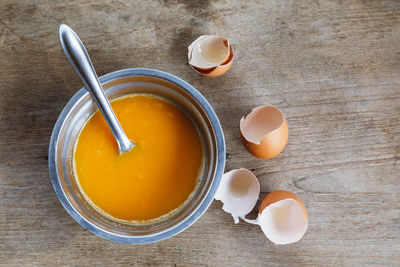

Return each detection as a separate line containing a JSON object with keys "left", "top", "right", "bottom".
{"left": 191, "top": 46, "right": 233, "bottom": 77}
{"left": 191, "top": 45, "right": 234, "bottom": 77}
{"left": 188, "top": 35, "right": 234, "bottom": 77}
{"left": 258, "top": 190, "right": 308, "bottom": 220}
{"left": 240, "top": 105, "right": 288, "bottom": 159}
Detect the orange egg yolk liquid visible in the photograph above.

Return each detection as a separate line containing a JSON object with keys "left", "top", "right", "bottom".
{"left": 73, "top": 95, "right": 203, "bottom": 222}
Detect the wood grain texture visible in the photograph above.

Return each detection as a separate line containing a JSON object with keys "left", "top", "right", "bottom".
{"left": 1, "top": 0, "right": 400, "bottom": 266}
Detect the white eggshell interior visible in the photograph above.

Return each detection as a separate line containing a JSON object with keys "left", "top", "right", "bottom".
{"left": 240, "top": 106, "right": 284, "bottom": 144}
{"left": 258, "top": 198, "right": 308, "bottom": 245}
{"left": 215, "top": 168, "right": 260, "bottom": 223}
{"left": 188, "top": 35, "right": 207, "bottom": 61}
{"left": 189, "top": 35, "right": 230, "bottom": 69}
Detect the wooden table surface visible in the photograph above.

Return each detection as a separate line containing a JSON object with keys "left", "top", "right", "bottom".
{"left": 1, "top": 0, "right": 400, "bottom": 266}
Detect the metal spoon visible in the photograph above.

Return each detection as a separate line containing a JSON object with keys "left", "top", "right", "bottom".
{"left": 59, "top": 24, "right": 134, "bottom": 154}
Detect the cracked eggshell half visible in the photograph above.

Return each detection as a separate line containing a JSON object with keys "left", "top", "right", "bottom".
{"left": 214, "top": 168, "right": 260, "bottom": 223}
{"left": 188, "top": 35, "right": 234, "bottom": 77}
{"left": 258, "top": 190, "right": 308, "bottom": 245}
{"left": 240, "top": 105, "right": 288, "bottom": 159}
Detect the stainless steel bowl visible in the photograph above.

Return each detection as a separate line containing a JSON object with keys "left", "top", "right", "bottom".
{"left": 49, "top": 68, "right": 225, "bottom": 244}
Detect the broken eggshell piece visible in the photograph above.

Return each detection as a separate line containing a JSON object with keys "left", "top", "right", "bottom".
{"left": 241, "top": 190, "right": 309, "bottom": 245}
{"left": 214, "top": 168, "right": 260, "bottom": 223}
{"left": 240, "top": 105, "right": 288, "bottom": 159}
{"left": 257, "top": 191, "right": 308, "bottom": 245}
{"left": 215, "top": 169, "right": 309, "bottom": 244}
{"left": 188, "top": 35, "right": 234, "bottom": 77}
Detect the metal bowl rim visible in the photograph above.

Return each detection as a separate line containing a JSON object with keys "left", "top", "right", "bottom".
{"left": 48, "top": 68, "right": 226, "bottom": 244}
